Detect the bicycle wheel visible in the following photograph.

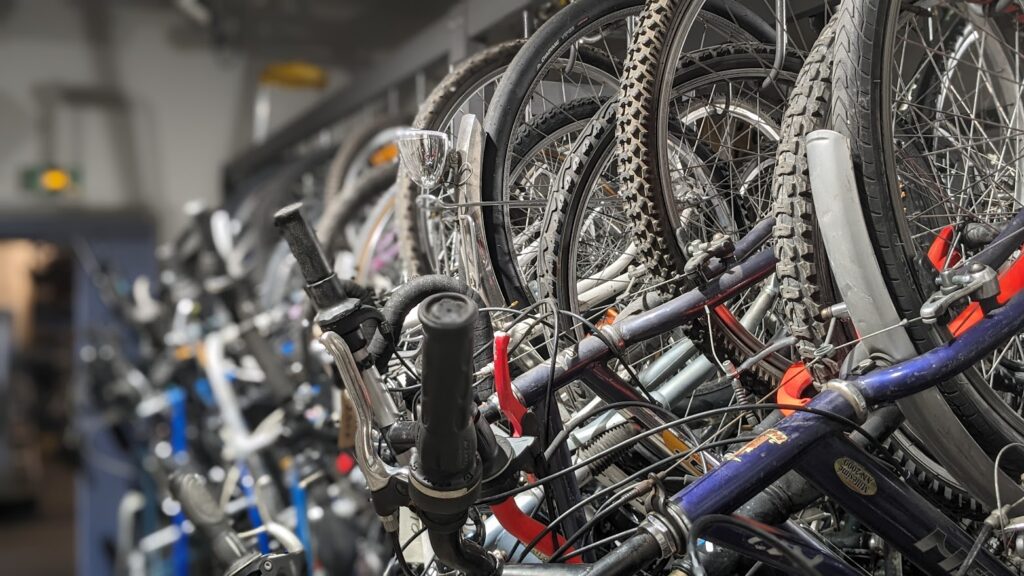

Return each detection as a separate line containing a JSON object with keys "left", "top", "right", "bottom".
{"left": 616, "top": 0, "right": 834, "bottom": 295}
{"left": 239, "top": 146, "right": 335, "bottom": 305}
{"left": 771, "top": 17, "right": 844, "bottom": 376}
{"left": 323, "top": 113, "right": 408, "bottom": 202}
{"left": 353, "top": 188, "right": 402, "bottom": 292}
{"left": 317, "top": 162, "right": 400, "bottom": 255}
{"left": 482, "top": 0, "right": 773, "bottom": 309}
{"left": 257, "top": 121, "right": 401, "bottom": 307}
{"left": 260, "top": 162, "right": 398, "bottom": 309}
{"left": 538, "top": 98, "right": 738, "bottom": 415}
{"left": 771, "top": 10, "right": 1009, "bottom": 520}
{"left": 830, "top": 0, "right": 1024, "bottom": 463}
{"left": 542, "top": 44, "right": 802, "bottom": 387}
{"left": 480, "top": 0, "right": 647, "bottom": 309}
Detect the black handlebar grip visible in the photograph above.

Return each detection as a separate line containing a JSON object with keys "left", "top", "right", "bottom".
{"left": 273, "top": 202, "right": 350, "bottom": 314}
{"left": 169, "top": 471, "right": 252, "bottom": 567}
{"left": 414, "top": 292, "right": 481, "bottom": 497}
{"left": 273, "top": 202, "right": 333, "bottom": 286}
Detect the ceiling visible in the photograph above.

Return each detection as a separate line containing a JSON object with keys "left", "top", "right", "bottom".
{"left": 0, "top": 0, "right": 463, "bottom": 68}
{"left": 178, "top": 0, "right": 464, "bottom": 65}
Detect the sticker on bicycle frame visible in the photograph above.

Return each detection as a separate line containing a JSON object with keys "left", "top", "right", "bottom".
{"left": 834, "top": 457, "right": 878, "bottom": 496}
{"left": 727, "top": 429, "right": 787, "bottom": 462}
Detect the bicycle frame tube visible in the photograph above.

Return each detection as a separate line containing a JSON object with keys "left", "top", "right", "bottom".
{"left": 512, "top": 247, "right": 776, "bottom": 408}
{"left": 855, "top": 285, "right": 1024, "bottom": 403}
{"left": 699, "top": 515, "right": 866, "bottom": 575}
{"left": 694, "top": 430, "right": 1014, "bottom": 575}
{"left": 671, "top": 289, "right": 1024, "bottom": 574}
{"left": 675, "top": 397, "right": 1012, "bottom": 574}
{"left": 798, "top": 435, "right": 1011, "bottom": 575}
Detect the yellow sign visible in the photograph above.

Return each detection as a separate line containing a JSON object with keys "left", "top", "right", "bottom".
{"left": 40, "top": 169, "right": 72, "bottom": 192}
{"left": 260, "top": 62, "right": 328, "bottom": 89}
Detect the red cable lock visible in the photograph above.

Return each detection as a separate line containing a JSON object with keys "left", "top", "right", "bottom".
{"left": 490, "top": 332, "right": 580, "bottom": 562}
{"left": 494, "top": 332, "right": 527, "bottom": 436}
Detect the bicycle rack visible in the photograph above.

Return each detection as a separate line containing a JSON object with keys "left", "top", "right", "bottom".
{"left": 806, "top": 129, "right": 1024, "bottom": 510}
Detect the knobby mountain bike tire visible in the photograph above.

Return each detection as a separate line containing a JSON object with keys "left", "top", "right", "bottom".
{"left": 771, "top": 17, "right": 841, "bottom": 377}
{"left": 542, "top": 42, "right": 811, "bottom": 386}
{"left": 482, "top": 0, "right": 772, "bottom": 309}
{"left": 537, "top": 98, "right": 746, "bottom": 412}
{"left": 615, "top": 0, "right": 835, "bottom": 296}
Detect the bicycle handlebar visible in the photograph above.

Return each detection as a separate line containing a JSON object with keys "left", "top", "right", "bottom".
{"left": 273, "top": 202, "right": 336, "bottom": 290}
{"left": 414, "top": 292, "right": 481, "bottom": 492}
{"left": 409, "top": 292, "right": 498, "bottom": 575}
{"left": 169, "top": 470, "right": 259, "bottom": 571}
{"left": 274, "top": 202, "right": 374, "bottom": 347}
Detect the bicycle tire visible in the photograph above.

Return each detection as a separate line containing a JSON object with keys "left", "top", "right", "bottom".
{"left": 485, "top": 0, "right": 774, "bottom": 309}
{"left": 237, "top": 145, "right": 336, "bottom": 283}
{"left": 829, "top": 0, "right": 1024, "bottom": 467}
{"left": 542, "top": 45, "right": 805, "bottom": 386}
{"left": 771, "top": 18, "right": 841, "bottom": 376}
{"left": 481, "top": 0, "right": 646, "bottom": 309}
{"left": 772, "top": 3, "right": 1015, "bottom": 517}
{"left": 354, "top": 189, "right": 401, "bottom": 289}
{"left": 616, "top": 0, "right": 833, "bottom": 297}
{"left": 615, "top": 0, "right": 698, "bottom": 296}
{"left": 260, "top": 162, "right": 399, "bottom": 307}
{"left": 318, "top": 162, "right": 400, "bottom": 255}
{"left": 887, "top": 431, "right": 985, "bottom": 521}
{"left": 323, "top": 113, "right": 408, "bottom": 202}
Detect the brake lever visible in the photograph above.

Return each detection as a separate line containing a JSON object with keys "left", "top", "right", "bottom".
{"left": 275, "top": 203, "right": 416, "bottom": 532}
{"left": 320, "top": 331, "right": 409, "bottom": 530}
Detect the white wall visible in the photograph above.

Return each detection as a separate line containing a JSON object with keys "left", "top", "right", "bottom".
{"left": 0, "top": 0, "right": 337, "bottom": 240}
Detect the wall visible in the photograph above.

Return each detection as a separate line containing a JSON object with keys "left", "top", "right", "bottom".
{"left": 0, "top": 4, "right": 336, "bottom": 574}
{"left": 0, "top": 240, "right": 45, "bottom": 348}
{"left": 0, "top": 0, "right": 336, "bottom": 241}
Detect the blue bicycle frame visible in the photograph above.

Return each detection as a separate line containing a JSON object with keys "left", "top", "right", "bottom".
{"left": 496, "top": 210, "right": 1024, "bottom": 574}
{"left": 671, "top": 284, "right": 1024, "bottom": 575}
{"left": 501, "top": 228, "right": 1024, "bottom": 573}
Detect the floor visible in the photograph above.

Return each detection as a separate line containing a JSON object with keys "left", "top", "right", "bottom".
{"left": 0, "top": 457, "right": 75, "bottom": 576}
